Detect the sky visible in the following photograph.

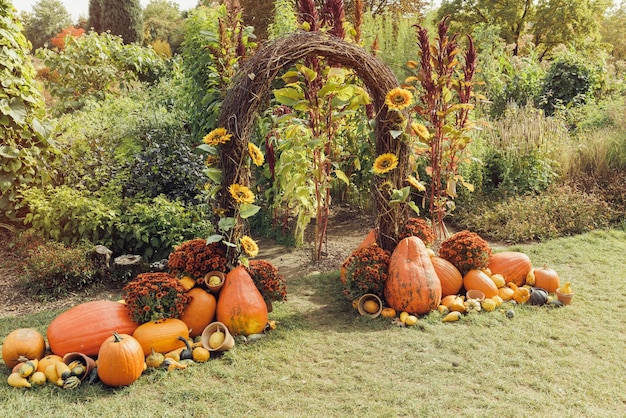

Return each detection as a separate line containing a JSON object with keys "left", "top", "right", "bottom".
{"left": 13, "top": 0, "right": 201, "bottom": 21}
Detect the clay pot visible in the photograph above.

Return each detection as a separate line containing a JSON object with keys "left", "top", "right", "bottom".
{"left": 357, "top": 294, "right": 383, "bottom": 318}
{"left": 63, "top": 352, "right": 96, "bottom": 382}
{"left": 201, "top": 321, "right": 235, "bottom": 352}
{"left": 555, "top": 288, "right": 574, "bottom": 305}
{"left": 204, "top": 271, "right": 226, "bottom": 294}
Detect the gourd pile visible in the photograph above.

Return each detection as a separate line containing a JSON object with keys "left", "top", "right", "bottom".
{"left": 1, "top": 266, "right": 276, "bottom": 389}
{"left": 344, "top": 229, "right": 574, "bottom": 325}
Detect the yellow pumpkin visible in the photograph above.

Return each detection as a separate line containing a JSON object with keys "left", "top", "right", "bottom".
{"left": 380, "top": 307, "right": 397, "bottom": 318}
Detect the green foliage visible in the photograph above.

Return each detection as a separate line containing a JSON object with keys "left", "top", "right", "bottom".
{"left": 37, "top": 31, "right": 168, "bottom": 114}
{"left": 600, "top": 2, "right": 626, "bottom": 61}
{"left": 100, "top": 0, "right": 144, "bottom": 44}
{"left": 22, "top": 241, "right": 98, "bottom": 299}
{"left": 267, "top": 0, "right": 298, "bottom": 40}
{"left": 142, "top": 0, "right": 185, "bottom": 54}
{"left": 19, "top": 0, "right": 73, "bottom": 50}
{"left": 0, "top": 2, "right": 55, "bottom": 222}
{"left": 88, "top": 0, "right": 103, "bottom": 32}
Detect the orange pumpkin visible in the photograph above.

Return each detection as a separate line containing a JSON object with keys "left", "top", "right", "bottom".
{"left": 179, "top": 288, "right": 217, "bottom": 338}
{"left": 533, "top": 264, "right": 560, "bottom": 293}
{"left": 385, "top": 236, "right": 442, "bottom": 315}
{"left": 47, "top": 300, "right": 139, "bottom": 357}
{"left": 216, "top": 266, "right": 268, "bottom": 336}
{"left": 431, "top": 256, "right": 463, "bottom": 297}
{"left": 487, "top": 252, "right": 532, "bottom": 286}
{"left": 1, "top": 328, "right": 46, "bottom": 369}
{"left": 340, "top": 229, "right": 377, "bottom": 284}
{"left": 132, "top": 318, "right": 189, "bottom": 356}
{"left": 97, "top": 333, "right": 145, "bottom": 387}
{"left": 498, "top": 286, "right": 515, "bottom": 301}
{"left": 463, "top": 269, "right": 499, "bottom": 298}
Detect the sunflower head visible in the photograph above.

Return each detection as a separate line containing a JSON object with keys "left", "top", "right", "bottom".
{"left": 410, "top": 122, "right": 430, "bottom": 142}
{"left": 228, "top": 183, "right": 255, "bottom": 204}
{"left": 406, "top": 175, "right": 426, "bottom": 192}
{"left": 373, "top": 153, "right": 399, "bottom": 175}
{"left": 385, "top": 88, "right": 413, "bottom": 111}
{"left": 240, "top": 235, "right": 259, "bottom": 258}
{"left": 248, "top": 142, "right": 265, "bottom": 167}
{"left": 203, "top": 128, "right": 232, "bottom": 146}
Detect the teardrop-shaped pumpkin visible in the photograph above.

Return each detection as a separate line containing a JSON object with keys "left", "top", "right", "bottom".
{"left": 533, "top": 264, "right": 560, "bottom": 293}
{"left": 463, "top": 269, "right": 499, "bottom": 298}
{"left": 179, "top": 288, "right": 217, "bottom": 338}
{"left": 216, "top": 266, "right": 268, "bottom": 336}
{"left": 487, "top": 252, "right": 532, "bottom": 286}
{"left": 97, "top": 333, "right": 145, "bottom": 387}
{"left": 384, "top": 236, "right": 442, "bottom": 315}
{"left": 132, "top": 318, "right": 189, "bottom": 356}
{"left": 47, "top": 300, "right": 139, "bottom": 357}
{"left": 340, "top": 229, "right": 377, "bottom": 284}
{"left": 431, "top": 256, "right": 463, "bottom": 297}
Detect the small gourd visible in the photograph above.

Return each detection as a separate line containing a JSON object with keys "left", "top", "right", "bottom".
{"left": 63, "top": 375, "right": 81, "bottom": 390}
{"left": 481, "top": 298, "right": 497, "bottom": 312}
{"left": 145, "top": 347, "right": 165, "bottom": 368}
{"left": 442, "top": 311, "right": 462, "bottom": 322}
{"left": 528, "top": 287, "right": 549, "bottom": 306}
{"left": 380, "top": 307, "right": 397, "bottom": 318}
{"left": 178, "top": 337, "right": 194, "bottom": 361}
{"left": 8, "top": 372, "right": 31, "bottom": 388}
{"left": 192, "top": 347, "right": 210, "bottom": 363}
{"left": 29, "top": 371, "right": 47, "bottom": 386}
{"left": 507, "top": 283, "right": 530, "bottom": 304}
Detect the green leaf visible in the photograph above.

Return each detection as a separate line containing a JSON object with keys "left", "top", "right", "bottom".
{"left": 195, "top": 144, "right": 218, "bottom": 154}
{"left": 206, "top": 167, "right": 222, "bottom": 183}
{"left": 239, "top": 203, "right": 261, "bottom": 219}
{"left": 238, "top": 256, "right": 250, "bottom": 268}
{"left": 390, "top": 130, "right": 404, "bottom": 139}
{"left": 206, "top": 234, "right": 224, "bottom": 244}
{"left": 273, "top": 87, "right": 304, "bottom": 106}
{"left": 334, "top": 169, "right": 350, "bottom": 186}
{"left": 408, "top": 200, "right": 421, "bottom": 215}
{"left": 0, "top": 145, "right": 20, "bottom": 159}
{"left": 218, "top": 216, "right": 237, "bottom": 231}
{"left": 333, "top": 85, "right": 355, "bottom": 104}
{"left": 280, "top": 70, "right": 300, "bottom": 84}
{"left": 390, "top": 186, "right": 411, "bottom": 202}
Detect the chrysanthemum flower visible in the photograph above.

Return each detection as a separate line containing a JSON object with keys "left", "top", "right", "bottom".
{"left": 240, "top": 235, "right": 259, "bottom": 258}
{"left": 248, "top": 142, "right": 265, "bottom": 167}
{"left": 228, "top": 183, "right": 255, "bottom": 204}
{"left": 406, "top": 175, "right": 426, "bottom": 192}
{"left": 203, "top": 128, "right": 232, "bottom": 146}
{"left": 410, "top": 122, "right": 430, "bottom": 141}
{"left": 385, "top": 88, "right": 413, "bottom": 111}
{"left": 373, "top": 153, "right": 398, "bottom": 175}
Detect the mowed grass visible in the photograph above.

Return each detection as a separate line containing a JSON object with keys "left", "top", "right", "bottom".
{"left": 1, "top": 230, "right": 626, "bottom": 417}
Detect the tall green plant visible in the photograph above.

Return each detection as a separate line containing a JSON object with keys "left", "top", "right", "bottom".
{"left": 0, "top": 2, "right": 55, "bottom": 222}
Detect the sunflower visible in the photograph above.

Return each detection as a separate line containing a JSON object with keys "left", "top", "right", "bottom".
{"left": 410, "top": 122, "right": 430, "bottom": 141}
{"left": 203, "top": 128, "right": 232, "bottom": 146}
{"left": 372, "top": 153, "right": 399, "bottom": 175}
{"left": 385, "top": 88, "right": 413, "bottom": 111}
{"left": 228, "top": 183, "right": 255, "bottom": 204}
{"left": 240, "top": 235, "right": 259, "bottom": 258}
{"left": 248, "top": 142, "right": 265, "bottom": 167}
{"left": 406, "top": 175, "right": 426, "bottom": 192}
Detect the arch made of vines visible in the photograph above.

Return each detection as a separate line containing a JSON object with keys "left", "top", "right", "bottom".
{"left": 218, "top": 31, "right": 409, "bottom": 261}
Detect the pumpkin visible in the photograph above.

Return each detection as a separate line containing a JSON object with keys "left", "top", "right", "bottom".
{"left": 380, "top": 307, "right": 397, "bottom": 318}
{"left": 47, "top": 300, "right": 139, "bottom": 357}
{"left": 431, "top": 256, "right": 463, "bottom": 297}
{"left": 533, "top": 264, "right": 560, "bottom": 293}
{"left": 528, "top": 288, "right": 549, "bottom": 306}
{"left": 487, "top": 252, "right": 532, "bottom": 286}
{"left": 463, "top": 269, "right": 499, "bottom": 299}
{"left": 340, "top": 229, "right": 377, "bottom": 283}
{"left": 179, "top": 288, "right": 217, "bottom": 337}
{"left": 145, "top": 348, "right": 165, "bottom": 368}
{"left": 216, "top": 266, "right": 268, "bottom": 336}
{"left": 132, "top": 318, "right": 189, "bottom": 356}
{"left": 1, "top": 328, "right": 46, "bottom": 369}
{"left": 385, "top": 237, "right": 442, "bottom": 315}
{"left": 498, "top": 286, "right": 514, "bottom": 301}
{"left": 97, "top": 333, "right": 145, "bottom": 387}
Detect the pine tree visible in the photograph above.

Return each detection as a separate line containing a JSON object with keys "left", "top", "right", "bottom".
{"left": 100, "top": 0, "right": 143, "bottom": 44}
{"left": 88, "top": 0, "right": 102, "bottom": 32}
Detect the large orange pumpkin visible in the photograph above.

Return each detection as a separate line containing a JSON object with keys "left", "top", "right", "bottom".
{"left": 533, "top": 264, "right": 560, "bottom": 293}
{"left": 97, "top": 333, "right": 145, "bottom": 387}
{"left": 179, "top": 288, "right": 217, "bottom": 338}
{"left": 47, "top": 300, "right": 139, "bottom": 357}
{"left": 385, "top": 236, "right": 441, "bottom": 315}
{"left": 487, "top": 251, "right": 532, "bottom": 286}
{"left": 340, "top": 229, "right": 377, "bottom": 284}
{"left": 1, "top": 328, "right": 46, "bottom": 369}
{"left": 463, "top": 269, "right": 499, "bottom": 298}
{"left": 132, "top": 318, "right": 189, "bottom": 356}
{"left": 216, "top": 266, "right": 268, "bottom": 336}
{"left": 431, "top": 256, "right": 463, "bottom": 297}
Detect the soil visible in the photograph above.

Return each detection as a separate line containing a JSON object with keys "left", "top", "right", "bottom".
{"left": 0, "top": 206, "right": 375, "bottom": 319}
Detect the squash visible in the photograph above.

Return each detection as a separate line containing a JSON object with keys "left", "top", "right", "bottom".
{"left": 442, "top": 311, "right": 462, "bottom": 322}
{"left": 7, "top": 372, "right": 31, "bottom": 388}
{"left": 487, "top": 252, "right": 532, "bottom": 286}
{"left": 1, "top": 328, "right": 46, "bottom": 369}
{"left": 178, "top": 337, "right": 194, "bottom": 360}
{"left": 179, "top": 287, "right": 217, "bottom": 337}
{"left": 533, "top": 264, "right": 560, "bottom": 293}
{"left": 507, "top": 283, "right": 530, "bottom": 304}
{"left": 97, "top": 333, "right": 145, "bottom": 387}
{"left": 384, "top": 237, "right": 442, "bottom": 315}
{"left": 431, "top": 256, "right": 463, "bottom": 297}
{"left": 490, "top": 273, "right": 506, "bottom": 289}
{"left": 192, "top": 346, "right": 210, "bottom": 363}
{"left": 340, "top": 229, "right": 377, "bottom": 284}
{"left": 145, "top": 348, "right": 165, "bottom": 368}
{"left": 498, "top": 286, "right": 514, "bottom": 301}
{"left": 37, "top": 354, "right": 63, "bottom": 373}
{"left": 132, "top": 318, "right": 189, "bottom": 356}
{"left": 463, "top": 269, "right": 499, "bottom": 298}
{"left": 380, "top": 307, "right": 397, "bottom": 318}
{"left": 47, "top": 300, "right": 139, "bottom": 357}
{"left": 216, "top": 266, "right": 268, "bottom": 336}
{"left": 528, "top": 288, "right": 549, "bottom": 306}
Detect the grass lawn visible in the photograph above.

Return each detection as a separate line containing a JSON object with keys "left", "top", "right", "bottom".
{"left": 1, "top": 229, "right": 626, "bottom": 417}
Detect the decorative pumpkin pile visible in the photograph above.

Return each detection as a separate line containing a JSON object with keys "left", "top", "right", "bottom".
{"left": 342, "top": 226, "right": 574, "bottom": 325}
{"left": 2, "top": 239, "right": 286, "bottom": 389}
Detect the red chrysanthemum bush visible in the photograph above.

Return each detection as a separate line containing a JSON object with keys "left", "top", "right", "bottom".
{"left": 438, "top": 230, "right": 492, "bottom": 276}
{"left": 122, "top": 272, "right": 191, "bottom": 324}
{"left": 398, "top": 217, "right": 435, "bottom": 246}
{"left": 340, "top": 245, "right": 391, "bottom": 301}
{"left": 167, "top": 238, "right": 227, "bottom": 283}
{"left": 246, "top": 260, "right": 287, "bottom": 303}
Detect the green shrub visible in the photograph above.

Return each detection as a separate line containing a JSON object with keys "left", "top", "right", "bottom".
{"left": 453, "top": 184, "right": 612, "bottom": 243}
{"left": 22, "top": 241, "right": 98, "bottom": 299}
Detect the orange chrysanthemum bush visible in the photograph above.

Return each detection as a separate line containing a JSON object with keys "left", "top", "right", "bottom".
{"left": 398, "top": 217, "right": 435, "bottom": 246}
{"left": 341, "top": 245, "right": 391, "bottom": 301}
{"left": 246, "top": 260, "right": 287, "bottom": 303}
{"left": 123, "top": 272, "right": 191, "bottom": 324}
{"left": 167, "top": 238, "right": 227, "bottom": 284}
{"left": 438, "top": 230, "right": 492, "bottom": 276}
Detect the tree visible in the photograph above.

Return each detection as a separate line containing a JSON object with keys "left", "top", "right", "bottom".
{"left": 99, "top": 0, "right": 144, "bottom": 44}
{"left": 143, "top": 0, "right": 185, "bottom": 53}
{"left": 600, "top": 1, "right": 626, "bottom": 61}
{"left": 88, "top": 0, "right": 103, "bottom": 32}
{"left": 20, "top": 0, "right": 72, "bottom": 50}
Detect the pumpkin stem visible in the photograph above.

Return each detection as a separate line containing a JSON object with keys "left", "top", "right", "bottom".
{"left": 112, "top": 332, "right": 123, "bottom": 342}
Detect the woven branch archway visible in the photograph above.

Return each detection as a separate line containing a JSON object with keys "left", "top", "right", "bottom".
{"left": 218, "top": 31, "right": 409, "bottom": 262}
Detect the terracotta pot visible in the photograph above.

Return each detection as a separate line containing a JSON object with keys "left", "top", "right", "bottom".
{"left": 357, "top": 294, "right": 383, "bottom": 318}
{"left": 201, "top": 321, "right": 235, "bottom": 352}
{"left": 63, "top": 352, "right": 96, "bottom": 382}
{"left": 556, "top": 288, "right": 574, "bottom": 305}
{"left": 204, "top": 271, "right": 226, "bottom": 294}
